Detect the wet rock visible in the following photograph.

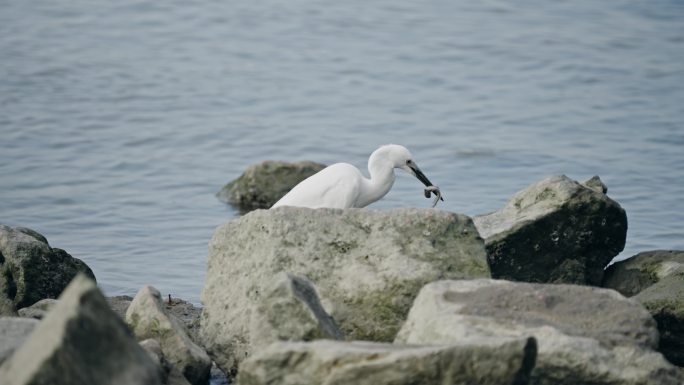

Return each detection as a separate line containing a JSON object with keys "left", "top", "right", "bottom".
{"left": 0, "top": 317, "right": 39, "bottom": 365}
{"left": 0, "top": 274, "right": 163, "bottom": 385}
{"left": 217, "top": 160, "right": 326, "bottom": 212}
{"left": 603, "top": 250, "right": 684, "bottom": 297}
{"left": 0, "top": 224, "right": 96, "bottom": 310}
{"left": 126, "top": 286, "right": 211, "bottom": 385}
{"left": 473, "top": 175, "right": 627, "bottom": 285}
{"left": 237, "top": 338, "right": 537, "bottom": 385}
{"left": 395, "top": 279, "right": 683, "bottom": 385}
{"left": 17, "top": 298, "right": 59, "bottom": 319}
{"left": 250, "top": 272, "right": 343, "bottom": 351}
{"left": 200, "top": 207, "right": 489, "bottom": 372}
{"left": 633, "top": 270, "right": 684, "bottom": 366}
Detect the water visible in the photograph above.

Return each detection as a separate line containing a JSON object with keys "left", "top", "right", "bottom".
{"left": 1, "top": 0, "right": 683, "bottom": 305}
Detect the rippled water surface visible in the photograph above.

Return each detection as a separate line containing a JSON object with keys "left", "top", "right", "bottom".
{"left": 2, "top": 0, "right": 683, "bottom": 304}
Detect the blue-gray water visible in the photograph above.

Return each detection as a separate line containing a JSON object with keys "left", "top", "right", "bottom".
{"left": 1, "top": 1, "right": 683, "bottom": 305}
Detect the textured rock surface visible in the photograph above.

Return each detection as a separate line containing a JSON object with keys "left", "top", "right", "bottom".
{"left": 237, "top": 339, "right": 537, "bottom": 385}
{"left": 634, "top": 270, "right": 684, "bottom": 366}
{"left": 0, "top": 275, "right": 163, "bottom": 385}
{"left": 603, "top": 250, "right": 684, "bottom": 297}
{"left": 140, "top": 339, "right": 193, "bottom": 385}
{"left": 0, "top": 317, "right": 39, "bottom": 364}
{"left": 603, "top": 250, "right": 684, "bottom": 366}
{"left": 0, "top": 224, "right": 96, "bottom": 310}
{"left": 473, "top": 175, "right": 627, "bottom": 285}
{"left": 250, "top": 272, "right": 343, "bottom": 351}
{"left": 126, "top": 286, "right": 211, "bottom": 385}
{"left": 17, "top": 298, "right": 59, "bottom": 319}
{"left": 395, "top": 279, "right": 683, "bottom": 385}
{"left": 201, "top": 207, "right": 489, "bottom": 372}
{"left": 216, "top": 160, "right": 326, "bottom": 211}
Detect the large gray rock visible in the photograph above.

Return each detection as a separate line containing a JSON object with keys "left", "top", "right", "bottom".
{"left": 217, "top": 160, "right": 326, "bottom": 211}
{"left": 0, "top": 317, "right": 39, "bottom": 365}
{"left": 0, "top": 225, "right": 96, "bottom": 310}
{"left": 395, "top": 279, "right": 683, "bottom": 385}
{"left": 473, "top": 175, "right": 627, "bottom": 285}
{"left": 200, "top": 207, "right": 489, "bottom": 372}
{"left": 249, "top": 272, "right": 343, "bottom": 351}
{"left": 126, "top": 286, "right": 211, "bottom": 385}
{"left": 0, "top": 274, "right": 163, "bottom": 385}
{"left": 633, "top": 270, "right": 684, "bottom": 366}
{"left": 603, "top": 250, "right": 684, "bottom": 366}
{"left": 237, "top": 338, "right": 537, "bottom": 385}
{"left": 140, "top": 339, "right": 193, "bottom": 385}
{"left": 603, "top": 250, "right": 684, "bottom": 297}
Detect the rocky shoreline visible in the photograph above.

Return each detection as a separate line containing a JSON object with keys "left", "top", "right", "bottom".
{"left": 1, "top": 169, "right": 683, "bottom": 385}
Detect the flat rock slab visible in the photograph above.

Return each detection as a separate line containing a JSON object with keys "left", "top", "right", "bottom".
{"left": 0, "top": 275, "right": 163, "bottom": 385}
{"left": 217, "top": 160, "right": 326, "bottom": 211}
{"left": 473, "top": 175, "right": 627, "bottom": 285}
{"left": 237, "top": 338, "right": 537, "bottom": 385}
{"left": 395, "top": 279, "right": 683, "bottom": 385}
{"left": 200, "top": 207, "right": 489, "bottom": 372}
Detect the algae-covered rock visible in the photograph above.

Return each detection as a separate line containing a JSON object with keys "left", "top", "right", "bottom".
{"left": 126, "top": 286, "right": 211, "bottom": 385}
{"left": 473, "top": 175, "right": 627, "bottom": 285}
{"left": 0, "top": 224, "right": 95, "bottom": 310}
{"left": 395, "top": 279, "right": 682, "bottom": 385}
{"left": 603, "top": 250, "right": 684, "bottom": 297}
{"left": 217, "top": 160, "right": 326, "bottom": 211}
{"left": 200, "top": 207, "right": 489, "bottom": 372}
{"left": 634, "top": 270, "right": 684, "bottom": 366}
{"left": 237, "top": 338, "right": 537, "bottom": 385}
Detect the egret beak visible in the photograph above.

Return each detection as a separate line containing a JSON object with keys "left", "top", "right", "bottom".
{"left": 409, "top": 164, "right": 444, "bottom": 202}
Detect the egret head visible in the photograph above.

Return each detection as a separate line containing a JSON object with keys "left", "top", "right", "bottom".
{"left": 373, "top": 144, "right": 436, "bottom": 188}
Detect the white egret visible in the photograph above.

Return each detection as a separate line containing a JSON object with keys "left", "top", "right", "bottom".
{"left": 271, "top": 144, "right": 443, "bottom": 209}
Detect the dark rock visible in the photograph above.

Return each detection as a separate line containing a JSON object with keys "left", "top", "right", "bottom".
{"left": 634, "top": 270, "right": 684, "bottom": 366}
{"left": 0, "top": 274, "right": 163, "bottom": 385}
{"left": 602, "top": 250, "right": 684, "bottom": 366}
{"left": 216, "top": 160, "right": 326, "bottom": 211}
{"left": 0, "top": 224, "right": 96, "bottom": 310}
{"left": 473, "top": 175, "right": 627, "bottom": 285}
{"left": 603, "top": 250, "right": 684, "bottom": 297}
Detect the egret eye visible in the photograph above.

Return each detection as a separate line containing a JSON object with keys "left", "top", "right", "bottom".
{"left": 406, "top": 160, "right": 412, "bottom": 165}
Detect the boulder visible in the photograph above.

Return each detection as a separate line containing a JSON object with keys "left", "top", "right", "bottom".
{"left": 126, "top": 286, "right": 211, "bottom": 385}
{"left": 602, "top": 250, "right": 684, "bottom": 366}
{"left": 0, "top": 274, "right": 163, "bottom": 385}
{"left": 0, "top": 317, "right": 39, "bottom": 364}
{"left": 217, "top": 160, "right": 326, "bottom": 211}
{"left": 17, "top": 298, "right": 59, "bottom": 319}
{"left": 633, "top": 270, "right": 684, "bottom": 366}
{"left": 472, "top": 175, "right": 627, "bottom": 285}
{"left": 200, "top": 207, "right": 489, "bottom": 372}
{"left": 250, "top": 272, "right": 343, "bottom": 351}
{"left": 140, "top": 339, "right": 192, "bottom": 385}
{"left": 603, "top": 250, "right": 684, "bottom": 297}
{"left": 395, "top": 279, "right": 683, "bottom": 385}
{"left": 237, "top": 338, "right": 537, "bottom": 385}
{"left": 0, "top": 224, "right": 96, "bottom": 310}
